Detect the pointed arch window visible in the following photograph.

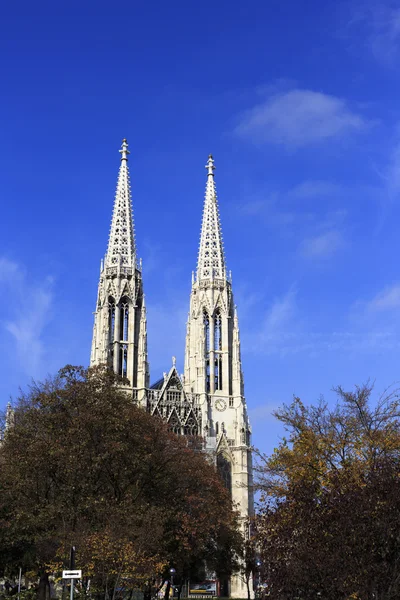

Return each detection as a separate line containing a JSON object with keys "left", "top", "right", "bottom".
{"left": 184, "top": 417, "right": 198, "bottom": 436}
{"left": 108, "top": 297, "right": 116, "bottom": 343}
{"left": 119, "top": 344, "right": 128, "bottom": 378}
{"left": 169, "top": 414, "right": 182, "bottom": 435}
{"left": 119, "top": 297, "right": 130, "bottom": 341}
{"left": 204, "top": 311, "right": 210, "bottom": 353}
{"left": 204, "top": 311, "right": 210, "bottom": 392}
{"left": 217, "top": 453, "right": 232, "bottom": 496}
{"left": 214, "top": 310, "right": 223, "bottom": 391}
{"left": 214, "top": 311, "right": 222, "bottom": 351}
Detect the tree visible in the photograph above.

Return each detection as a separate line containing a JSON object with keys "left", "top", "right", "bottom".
{"left": 0, "top": 366, "right": 242, "bottom": 600}
{"left": 254, "top": 383, "right": 400, "bottom": 600}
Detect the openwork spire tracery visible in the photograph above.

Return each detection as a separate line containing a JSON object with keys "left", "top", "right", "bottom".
{"left": 196, "top": 155, "right": 226, "bottom": 281}
{"left": 106, "top": 139, "right": 137, "bottom": 269}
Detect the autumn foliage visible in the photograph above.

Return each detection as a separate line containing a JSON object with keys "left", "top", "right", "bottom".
{"left": 0, "top": 366, "right": 242, "bottom": 599}
{"left": 254, "top": 383, "right": 400, "bottom": 600}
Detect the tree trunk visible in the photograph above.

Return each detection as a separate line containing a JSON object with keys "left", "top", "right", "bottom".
{"left": 143, "top": 584, "right": 152, "bottom": 600}
{"left": 164, "top": 581, "right": 171, "bottom": 600}
{"left": 37, "top": 572, "right": 49, "bottom": 600}
{"left": 177, "top": 581, "right": 183, "bottom": 600}
{"left": 246, "top": 575, "right": 251, "bottom": 600}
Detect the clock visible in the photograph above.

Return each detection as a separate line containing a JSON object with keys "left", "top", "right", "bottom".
{"left": 215, "top": 398, "right": 227, "bottom": 411}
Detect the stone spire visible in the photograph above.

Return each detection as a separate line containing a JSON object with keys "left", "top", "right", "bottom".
{"left": 196, "top": 155, "right": 226, "bottom": 281}
{"left": 91, "top": 139, "right": 148, "bottom": 396}
{"left": 105, "top": 139, "right": 137, "bottom": 269}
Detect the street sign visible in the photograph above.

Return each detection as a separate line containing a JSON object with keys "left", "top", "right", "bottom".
{"left": 62, "top": 570, "right": 82, "bottom": 579}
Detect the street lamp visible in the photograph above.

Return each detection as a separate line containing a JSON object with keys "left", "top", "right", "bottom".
{"left": 255, "top": 560, "right": 262, "bottom": 595}
{"left": 169, "top": 568, "right": 176, "bottom": 598}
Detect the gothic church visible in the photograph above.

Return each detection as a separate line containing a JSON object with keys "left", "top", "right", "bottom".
{"left": 90, "top": 140, "right": 253, "bottom": 597}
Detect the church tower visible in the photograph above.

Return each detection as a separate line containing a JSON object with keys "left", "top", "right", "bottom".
{"left": 183, "top": 156, "right": 253, "bottom": 597}
{"left": 89, "top": 144, "right": 253, "bottom": 598}
{"left": 90, "top": 140, "right": 149, "bottom": 398}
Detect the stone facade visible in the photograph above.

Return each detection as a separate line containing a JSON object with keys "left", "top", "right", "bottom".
{"left": 90, "top": 141, "right": 253, "bottom": 598}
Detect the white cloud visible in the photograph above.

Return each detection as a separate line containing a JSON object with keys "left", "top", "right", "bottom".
{"left": 288, "top": 180, "right": 343, "bottom": 200}
{"left": 244, "top": 289, "right": 299, "bottom": 357}
{"left": 363, "top": 3, "right": 400, "bottom": 65}
{"left": 366, "top": 283, "right": 400, "bottom": 312}
{"left": 234, "top": 89, "right": 368, "bottom": 149}
{"left": 264, "top": 289, "right": 297, "bottom": 332}
{"left": 249, "top": 403, "right": 280, "bottom": 423}
{"left": 300, "top": 230, "right": 345, "bottom": 259}
{"left": 0, "top": 258, "right": 53, "bottom": 374}
{"left": 386, "top": 141, "right": 400, "bottom": 201}
{"left": 0, "top": 258, "right": 20, "bottom": 281}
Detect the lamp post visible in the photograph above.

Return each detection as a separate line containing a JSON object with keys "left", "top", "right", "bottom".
{"left": 255, "top": 560, "right": 262, "bottom": 596}
{"left": 169, "top": 568, "right": 176, "bottom": 598}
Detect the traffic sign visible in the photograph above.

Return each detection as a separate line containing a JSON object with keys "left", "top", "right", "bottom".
{"left": 62, "top": 570, "right": 82, "bottom": 579}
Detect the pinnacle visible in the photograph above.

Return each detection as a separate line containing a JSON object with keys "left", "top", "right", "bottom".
{"left": 196, "top": 155, "right": 226, "bottom": 281}
{"left": 105, "top": 139, "right": 137, "bottom": 269}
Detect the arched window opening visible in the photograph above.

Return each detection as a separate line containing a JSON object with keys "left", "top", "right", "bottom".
{"left": 214, "top": 311, "right": 223, "bottom": 391}
{"left": 184, "top": 418, "right": 198, "bottom": 436}
{"left": 216, "top": 422, "right": 219, "bottom": 436}
{"left": 214, "top": 312, "right": 222, "bottom": 351}
{"left": 241, "top": 428, "right": 246, "bottom": 444}
{"left": 204, "top": 311, "right": 210, "bottom": 392}
{"left": 119, "top": 344, "right": 128, "bottom": 378}
{"left": 170, "top": 415, "right": 181, "bottom": 435}
{"left": 119, "top": 298, "right": 129, "bottom": 341}
{"left": 204, "top": 311, "right": 210, "bottom": 353}
{"left": 217, "top": 454, "right": 232, "bottom": 496}
{"left": 108, "top": 297, "right": 115, "bottom": 343}
{"left": 215, "top": 356, "right": 223, "bottom": 391}
{"left": 246, "top": 429, "right": 251, "bottom": 446}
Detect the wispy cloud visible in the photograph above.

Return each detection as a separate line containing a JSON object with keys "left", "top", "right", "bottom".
{"left": 351, "top": 2, "right": 400, "bottom": 66}
{"left": 249, "top": 403, "right": 280, "bottom": 423}
{"left": 0, "top": 257, "right": 53, "bottom": 375}
{"left": 300, "top": 229, "right": 345, "bottom": 259}
{"left": 234, "top": 89, "right": 368, "bottom": 149}
{"left": 385, "top": 140, "right": 400, "bottom": 201}
{"left": 244, "top": 288, "right": 299, "bottom": 357}
{"left": 366, "top": 283, "right": 400, "bottom": 312}
{"left": 263, "top": 289, "right": 297, "bottom": 332}
{"left": 287, "top": 180, "right": 344, "bottom": 200}
{"left": 241, "top": 281, "right": 400, "bottom": 358}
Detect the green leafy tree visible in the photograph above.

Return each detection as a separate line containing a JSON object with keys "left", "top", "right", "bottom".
{"left": 0, "top": 366, "right": 242, "bottom": 600}
{"left": 254, "top": 383, "right": 400, "bottom": 600}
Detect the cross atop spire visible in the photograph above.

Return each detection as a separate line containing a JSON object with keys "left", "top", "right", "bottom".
{"left": 206, "top": 154, "right": 215, "bottom": 177}
{"left": 105, "top": 139, "right": 137, "bottom": 269}
{"left": 120, "top": 138, "right": 130, "bottom": 161}
{"left": 196, "top": 155, "right": 226, "bottom": 281}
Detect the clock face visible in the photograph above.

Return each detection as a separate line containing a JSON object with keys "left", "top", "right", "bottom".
{"left": 215, "top": 398, "right": 227, "bottom": 411}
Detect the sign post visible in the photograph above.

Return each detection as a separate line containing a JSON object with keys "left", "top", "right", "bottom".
{"left": 62, "top": 548, "right": 81, "bottom": 600}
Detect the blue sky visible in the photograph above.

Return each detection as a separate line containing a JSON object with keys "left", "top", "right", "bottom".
{"left": 2, "top": 0, "right": 400, "bottom": 455}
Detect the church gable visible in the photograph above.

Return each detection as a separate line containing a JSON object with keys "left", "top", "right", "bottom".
{"left": 216, "top": 432, "right": 235, "bottom": 464}
{"left": 147, "top": 362, "right": 202, "bottom": 436}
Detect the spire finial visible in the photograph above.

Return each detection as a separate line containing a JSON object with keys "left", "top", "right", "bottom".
{"left": 206, "top": 154, "right": 215, "bottom": 177}
{"left": 119, "top": 138, "right": 130, "bottom": 162}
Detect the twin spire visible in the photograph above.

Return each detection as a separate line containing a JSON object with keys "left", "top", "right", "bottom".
{"left": 105, "top": 142, "right": 227, "bottom": 281}
{"left": 106, "top": 139, "right": 137, "bottom": 269}
{"left": 196, "top": 155, "right": 226, "bottom": 282}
